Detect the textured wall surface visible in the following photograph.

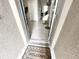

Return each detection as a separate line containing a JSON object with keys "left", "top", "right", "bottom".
{"left": 0, "top": 0, "right": 24, "bottom": 59}
{"left": 55, "top": 0, "right": 79, "bottom": 59}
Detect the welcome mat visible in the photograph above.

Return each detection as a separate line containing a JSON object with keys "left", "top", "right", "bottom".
{"left": 22, "top": 45, "right": 51, "bottom": 59}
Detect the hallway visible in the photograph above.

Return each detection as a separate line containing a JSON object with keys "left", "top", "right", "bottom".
{"left": 1, "top": 0, "right": 79, "bottom": 59}
{"left": 22, "top": 21, "right": 51, "bottom": 59}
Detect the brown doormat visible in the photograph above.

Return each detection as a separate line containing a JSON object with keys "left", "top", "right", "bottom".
{"left": 22, "top": 45, "right": 51, "bottom": 59}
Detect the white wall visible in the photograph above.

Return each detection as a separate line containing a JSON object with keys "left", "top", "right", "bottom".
{"left": 27, "top": 0, "right": 39, "bottom": 21}
{"left": 0, "top": 0, "right": 24, "bottom": 59}
{"left": 55, "top": 0, "right": 79, "bottom": 59}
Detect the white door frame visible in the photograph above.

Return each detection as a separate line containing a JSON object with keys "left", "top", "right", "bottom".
{"left": 8, "top": 0, "right": 30, "bottom": 59}
{"left": 50, "top": 0, "right": 73, "bottom": 59}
